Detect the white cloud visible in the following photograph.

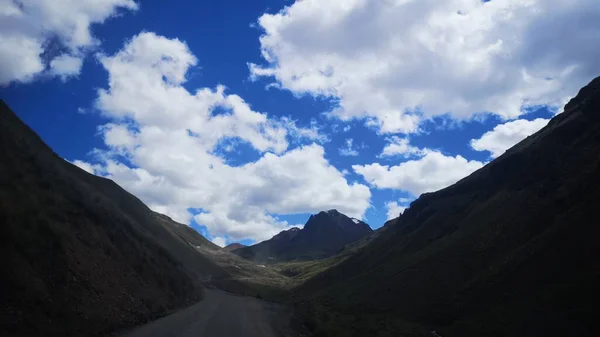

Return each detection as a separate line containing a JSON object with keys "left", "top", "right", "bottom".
{"left": 471, "top": 118, "right": 549, "bottom": 158}
{"left": 50, "top": 54, "right": 84, "bottom": 80}
{"left": 379, "top": 136, "right": 424, "bottom": 158}
{"left": 343, "top": 125, "right": 351, "bottom": 132}
{"left": 0, "top": 34, "right": 44, "bottom": 85}
{"left": 96, "top": 32, "right": 289, "bottom": 154}
{"left": 0, "top": 0, "right": 138, "bottom": 85}
{"left": 250, "top": 0, "right": 600, "bottom": 133}
{"left": 280, "top": 116, "right": 329, "bottom": 143}
{"left": 354, "top": 150, "right": 483, "bottom": 196}
{"left": 211, "top": 237, "right": 227, "bottom": 248}
{"left": 339, "top": 138, "right": 359, "bottom": 157}
{"left": 71, "top": 159, "right": 97, "bottom": 174}
{"left": 385, "top": 197, "right": 416, "bottom": 220}
{"left": 385, "top": 201, "right": 406, "bottom": 221}
{"left": 85, "top": 32, "right": 371, "bottom": 242}
{"left": 99, "top": 123, "right": 138, "bottom": 154}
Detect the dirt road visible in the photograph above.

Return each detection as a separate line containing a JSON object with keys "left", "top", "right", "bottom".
{"left": 121, "top": 289, "right": 291, "bottom": 337}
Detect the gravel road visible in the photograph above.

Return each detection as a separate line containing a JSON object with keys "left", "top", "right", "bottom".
{"left": 121, "top": 289, "right": 291, "bottom": 337}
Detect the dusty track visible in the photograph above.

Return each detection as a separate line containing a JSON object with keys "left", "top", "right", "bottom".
{"left": 121, "top": 289, "right": 290, "bottom": 337}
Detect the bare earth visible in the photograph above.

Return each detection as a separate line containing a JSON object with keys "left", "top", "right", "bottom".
{"left": 121, "top": 289, "right": 291, "bottom": 337}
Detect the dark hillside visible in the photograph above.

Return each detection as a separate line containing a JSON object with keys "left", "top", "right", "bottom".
{"left": 0, "top": 101, "right": 228, "bottom": 337}
{"left": 234, "top": 210, "right": 372, "bottom": 262}
{"left": 234, "top": 227, "right": 301, "bottom": 262}
{"left": 153, "top": 212, "right": 221, "bottom": 252}
{"left": 296, "top": 76, "right": 600, "bottom": 337}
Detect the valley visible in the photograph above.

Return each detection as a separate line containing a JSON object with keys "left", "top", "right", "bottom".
{"left": 2, "top": 75, "right": 600, "bottom": 337}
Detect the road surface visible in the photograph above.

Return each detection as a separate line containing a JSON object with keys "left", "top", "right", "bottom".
{"left": 121, "top": 289, "right": 291, "bottom": 337}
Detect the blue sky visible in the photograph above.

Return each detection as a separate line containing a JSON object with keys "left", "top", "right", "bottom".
{"left": 1, "top": 0, "right": 599, "bottom": 247}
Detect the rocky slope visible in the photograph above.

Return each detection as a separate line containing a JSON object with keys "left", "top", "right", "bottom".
{"left": 295, "top": 77, "right": 600, "bottom": 337}
{"left": 0, "top": 101, "right": 230, "bottom": 337}
{"left": 234, "top": 210, "right": 372, "bottom": 262}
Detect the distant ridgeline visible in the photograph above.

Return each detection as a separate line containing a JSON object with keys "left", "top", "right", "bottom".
{"left": 233, "top": 209, "right": 373, "bottom": 263}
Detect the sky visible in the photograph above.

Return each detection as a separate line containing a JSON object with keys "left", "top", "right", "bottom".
{"left": 1, "top": 0, "right": 599, "bottom": 247}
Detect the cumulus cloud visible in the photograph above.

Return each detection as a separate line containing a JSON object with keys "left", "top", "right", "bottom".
{"left": 385, "top": 201, "right": 406, "bottom": 221}
{"left": 50, "top": 54, "right": 84, "bottom": 80}
{"left": 379, "top": 136, "right": 424, "bottom": 158}
{"left": 250, "top": 0, "right": 600, "bottom": 133}
{"left": 385, "top": 197, "right": 416, "bottom": 220}
{"left": 354, "top": 150, "right": 483, "bottom": 196}
{"left": 0, "top": 0, "right": 138, "bottom": 85}
{"left": 471, "top": 118, "right": 550, "bottom": 158}
{"left": 85, "top": 32, "right": 370, "bottom": 242}
{"left": 211, "top": 237, "right": 227, "bottom": 248}
{"left": 71, "top": 159, "right": 97, "bottom": 174}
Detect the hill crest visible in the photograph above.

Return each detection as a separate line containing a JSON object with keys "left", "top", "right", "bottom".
{"left": 233, "top": 209, "right": 372, "bottom": 262}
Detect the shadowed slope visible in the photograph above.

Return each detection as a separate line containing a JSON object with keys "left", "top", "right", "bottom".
{"left": 296, "top": 77, "right": 600, "bottom": 337}
{"left": 234, "top": 210, "right": 372, "bottom": 263}
{"left": 0, "top": 101, "right": 230, "bottom": 337}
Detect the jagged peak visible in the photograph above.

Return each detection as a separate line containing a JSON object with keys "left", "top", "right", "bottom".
{"left": 316, "top": 209, "right": 341, "bottom": 216}
{"left": 313, "top": 209, "right": 347, "bottom": 217}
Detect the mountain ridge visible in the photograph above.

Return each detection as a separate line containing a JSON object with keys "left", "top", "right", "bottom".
{"left": 234, "top": 209, "right": 372, "bottom": 262}
{"left": 293, "top": 76, "right": 600, "bottom": 337}
{"left": 223, "top": 243, "right": 246, "bottom": 251}
{"left": 0, "top": 100, "right": 232, "bottom": 336}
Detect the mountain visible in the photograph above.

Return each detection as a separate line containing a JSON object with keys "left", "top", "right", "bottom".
{"left": 0, "top": 101, "right": 232, "bottom": 337}
{"left": 152, "top": 213, "right": 289, "bottom": 296}
{"left": 234, "top": 209, "right": 373, "bottom": 262}
{"left": 234, "top": 227, "right": 301, "bottom": 262}
{"left": 223, "top": 243, "right": 246, "bottom": 251}
{"left": 153, "top": 212, "right": 221, "bottom": 251}
{"left": 294, "top": 76, "right": 600, "bottom": 337}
